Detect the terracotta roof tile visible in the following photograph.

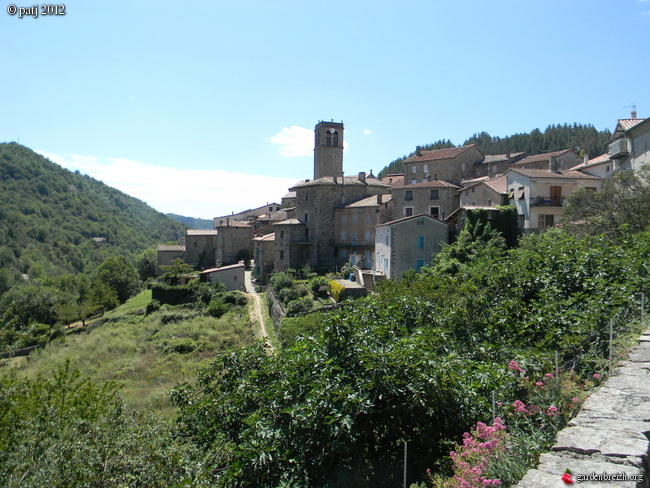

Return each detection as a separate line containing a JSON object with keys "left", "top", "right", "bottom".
{"left": 391, "top": 180, "right": 461, "bottom": 190}
{"left": 291, "top": 176, "right": 389, "bottom": 189}
{"left": 508, "top": 168, "right": 601, "bottom": 180}
{"left": 510, "top": 149, "right": 576, "bottom": 166}
{"left": 403, "top": 145, "right": 479, "bottom": 163}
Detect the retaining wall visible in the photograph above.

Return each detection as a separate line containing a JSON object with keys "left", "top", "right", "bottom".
{"left": 515, "top": 328, "right": 650, "bottom": 488}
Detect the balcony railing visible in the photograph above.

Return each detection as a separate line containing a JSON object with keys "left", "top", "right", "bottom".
{"left": 530, "top": 196, "right": 564, "bottom": 207}
{"left": 609, "top": 138, "right": 629, "bottom": 159}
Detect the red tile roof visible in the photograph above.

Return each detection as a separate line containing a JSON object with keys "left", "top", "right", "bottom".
{"left": 403, "top": 145, "right": 480, "bottom": 163}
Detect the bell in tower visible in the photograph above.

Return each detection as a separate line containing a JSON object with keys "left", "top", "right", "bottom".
{"left": 314, "top": 120, "right": 344, "bottom": 179}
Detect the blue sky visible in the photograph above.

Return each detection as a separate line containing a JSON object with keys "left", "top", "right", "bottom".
{"left": 2, "top": 0, "right": 649, "bottom": 219}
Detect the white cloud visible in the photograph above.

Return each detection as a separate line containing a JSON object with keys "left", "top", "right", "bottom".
{"left": 269, "top": 126, "right": 313, "bottom": 157}
{"left": 363, "top": 129, "right": 373, "bottom": 135}
{"left": 36, "top": 150, "right": 297, "bottom": 219}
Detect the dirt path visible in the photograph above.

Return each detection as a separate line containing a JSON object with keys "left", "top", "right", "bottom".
{"left": 244, "top": 270, "right": 273, "bottom": 350}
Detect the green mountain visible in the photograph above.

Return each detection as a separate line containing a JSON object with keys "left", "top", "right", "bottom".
{"left": 166, "top": 213, "right": 213, "bottom": 230}
{"left": 0, "top": 142, "right": 186, "bottom": 283}
{"left": 378, "top": 123, "right": 613, "bottom": 178}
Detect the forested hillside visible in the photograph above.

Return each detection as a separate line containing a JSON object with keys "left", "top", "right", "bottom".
{"left": 0, "top": 142, "right": 186, "bottom": 284}
{"left": 166, "top": 213, "right": 213, "bottom": 230}
{"left": 378, "top": 123, "right": 612, "bottom": 178}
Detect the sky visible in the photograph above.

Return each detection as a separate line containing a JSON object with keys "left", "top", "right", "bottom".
{"left": 2, "top": 0, "right": 649, "bottom": 219}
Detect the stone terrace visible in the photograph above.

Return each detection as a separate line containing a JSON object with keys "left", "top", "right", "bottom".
{"left": 515, "top": 328, "right": 650, "bottom": 488}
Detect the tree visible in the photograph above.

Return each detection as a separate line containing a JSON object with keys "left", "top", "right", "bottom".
{"left": 159, "top": 258, "right": 195, "bottom": 285}
{"left": 92, "top": 256, "right": 140, "bottom": 303}
{"left": 135, "top": 248, "right": 158, "bottom": 282}
{"left": 562, "top": 166, "right": 650, "bottom": 240}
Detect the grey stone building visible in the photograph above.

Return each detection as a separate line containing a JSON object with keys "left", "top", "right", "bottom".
{"left": 402, "top": 145, "right": 485, "bottom": 185}
{"left": 272, "top": 121, "right": 390, "bottom": 272}
{"left": 390, "top": 180, "right": 460, "bottom": 220}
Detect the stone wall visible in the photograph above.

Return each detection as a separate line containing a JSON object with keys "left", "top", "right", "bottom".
{"left": 515, "top": 327, "right": 650, "bottom": 488}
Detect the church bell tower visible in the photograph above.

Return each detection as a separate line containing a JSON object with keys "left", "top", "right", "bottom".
{"left": 314, "top": 120, "right": 344, "bottom": 179}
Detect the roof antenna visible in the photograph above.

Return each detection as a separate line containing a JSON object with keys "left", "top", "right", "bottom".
{"left": 624, "top": 104, "right": 637, "bottom": 119}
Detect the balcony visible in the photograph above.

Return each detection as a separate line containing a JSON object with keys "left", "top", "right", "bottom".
{"left": 530, "top": 196, "right": 564, "bottom": 207}
{"left": 609, "top": 138, "right": 629, "bottom": 159}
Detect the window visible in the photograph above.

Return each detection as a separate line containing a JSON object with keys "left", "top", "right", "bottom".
{"left": 429, "top": 207, "right": 440, "bottom": 219}
{"left": 305, "top": 192, "right": 309, "bottom": 201}
{"left": 405, "top": 190, "right": 413, "bottom": 201}
{"left": 365, "top": 215, "right": 371, "bottom": 224}
{"left": 424, "top": 164, "right": 428, "bottom": 172}
{"left": 340, "top": 248, "right": 347, "bottom": 258}
{"left": 385, "top": 235, "right": 389, "bottom": 245}
{"left": 411, "top": 179, "right": 417, "bottom": 185}
{"left": 193, "top": 241, "right": 198, "bottom": 247}
{"left": 364, "top": 231, "right": 371, "bottom": 242}
{"left": 358, "top": 208, "right": 365, "bottom": 213}
{"left": 341, "top": 215, "right": 347, "bottom": 224}
{"left": 508, "top": 188, "right": 515, "bottom": 199}
{"left": 430, "top": 189, "right": 439, "bottom": 200}
{"left": 352, "top": 215, "right": 358, "bottom": 225}
{"left": 416, "top": 259, "right": 425, "bottom": 270}
{"left": 304, "top": 213, "right": 309, "bottom": 222}
{"left": 233, "top": 276, "right": 238, "bottom": 281}
{"left": 279, "top": 250, "right": 284, "bottom": 259}
{"left": 305, "top": 228, "right": 309, "bottom": 238}
{"left": 404, "top": 207, "right": 414, "bottom": 217}
{"left": 416, "top": 219, "right": 424, "bottom": 226}
{"left": 351, "top": 232, "right": 357, "bottom": 244}
{"left": 517, "top": 187, "right": 525, "bottom": 200}
{"left": 341, "top": 231, "right": 347, "bottom": 241}
{"left": 538, "top": 214, "right": 555, "bottom": 228}
{"left": 416, "top": 236, "right": 425, "bottom": 248}
{"left": 412, "top": 165, "right": 417, "bottom": 174}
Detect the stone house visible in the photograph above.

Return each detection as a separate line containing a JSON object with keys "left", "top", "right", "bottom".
{"left": 509, "top": 149, "right": 583, "bottom": 172}
{"left": 334, "top": 194, "right": 393, "bottom": 269}
{"left": 506, "top": 167, "right": 602, "bottom": 230}
{"left": 459, "top": 174, "right": 508, "bottom": 208}
{"left": 390, "top": 180, "right": 460, "bottom": 220}
{"left": 402, "top": 145, "right": 484, "bottom": 185}
{"left": 252, "top": 233, "right": 275, "bottom": 284}
{"left": 473, "top": 152, "right": 527, "bottom": 178}
{"left": 213, "top": 202, "right": 282, "bottom": 226}
{"left": 374, "top": 214, "right": 450, "bottom": 280}
{"left": 607, "top": 113, "right": 650, "bottom": 175}
{"left": 200, "top": 262, "right": 246, "bottom": 292}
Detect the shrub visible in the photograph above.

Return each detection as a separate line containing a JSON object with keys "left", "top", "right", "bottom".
{"left": 270, "top": 272, "right": 294, "bottom": 292}
{"left": 279, "top": 287, "right": 302, "bottom": 305}
{"left": 223, "top": 291, "right": 248, "bottom": 307}
{"left": 286, "top": 299, "right": 307, "bottom": 316}
{"left": 329, "top": 280, "right": 344, "bottom": 302}
{"left": 206, "top": 296, "right": 229, "bottom": 318}
{"left": 309, "top": 276, "right": 330, "bottom": 295}
{"left": 301, "top": 296, "right": 313, "bottom": 311}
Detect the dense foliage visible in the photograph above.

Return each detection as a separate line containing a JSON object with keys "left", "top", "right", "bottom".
{"left": 171, "top": 228, "right": 650, "bottom": 487}
{"left": 166, "top": 213, "right": 214, "bottom": 230}
{"left": 0, "top": 142, "right": 186, "bottom": 282}
{"left": 377, "top": 123, "right": 612, "bottom": 178}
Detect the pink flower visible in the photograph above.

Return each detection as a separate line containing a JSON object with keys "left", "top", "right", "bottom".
{"left": 593, "top": 373, "right": 601, "bottom": 379}
{"left": 535, "top": 381, "right": 544, "bottom": 387}
{"left": 507, "top": 360, "right": 524, "bottom": 374}
{"left": 545, "top": 373, "right": 554, "bottom": 378}
{"left": 513, "top": 400, "right": 528, "bottom": 414}
{"left": 547, "top": 406, "right": 559, "bottom": 416}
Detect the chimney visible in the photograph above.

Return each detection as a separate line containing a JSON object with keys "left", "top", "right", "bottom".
{"left": 376, "top": 194, "right": 381, "bottom": 204}
{"left": 549, "top": 156, "right": 559, "bottom": 173}
{"left": 416, "top": 146, "right": 423, "bottom": 156}
{"left": 226, "top": 217, "right": 230, "bottom": 226}
{"left": 583, "top": 153, "right": 589, "bottom": 165}
{"left": 358, "top": 171, "right": 366, "bottom": 183}
{"left": 632, "top": 109, "right": 637, "bottom": 119}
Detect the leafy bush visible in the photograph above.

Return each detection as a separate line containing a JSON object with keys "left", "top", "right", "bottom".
{"left": 286, "top": 299, "right": 306, "bottom": 316}
{"left": 206, "top": 296, "right": 229, "bottom": 318}
{"left": 309, "top": 276, "right": 330, "bottom": 296}
{"left": 223, "top": 291, "right": 248, "bottom": 307}
{"left": 270, "top": 272, "right": 295, "bottom": 292}
{"left": 329, "top": 280, "right": 344, "bottom": 302}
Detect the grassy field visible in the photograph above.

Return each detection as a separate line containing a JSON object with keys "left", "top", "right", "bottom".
{"left": 1, "top": 290, "right": 254, "bottom": 415}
